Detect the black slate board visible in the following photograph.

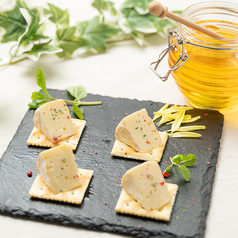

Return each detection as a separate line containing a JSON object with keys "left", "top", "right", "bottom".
{"left": 0, "top": 90, "right": 224, "bottom": 238}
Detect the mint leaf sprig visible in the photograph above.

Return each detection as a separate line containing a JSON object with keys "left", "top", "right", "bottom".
{"left": 28, "top": 68, "right": 102, "bottom": 119}
{"left": 163, "top": 154, "right": 197, "bottom": 182}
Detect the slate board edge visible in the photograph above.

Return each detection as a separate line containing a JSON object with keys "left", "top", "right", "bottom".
{"left": 198, "top": 114, "right": 224, "bottom": 238}
{"left": 0, "top": 91, "right": 224, "bottom": 238}
{"left": 0, "top": 203, "right": 200, "bottom": 238}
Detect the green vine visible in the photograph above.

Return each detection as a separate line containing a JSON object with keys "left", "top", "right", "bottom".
{"left": 0, "top": 0, "right": 181, "bottom": 66}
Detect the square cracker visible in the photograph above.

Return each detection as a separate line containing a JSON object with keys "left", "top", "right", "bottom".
{"left": 29, "top": 168, "right": 93, "bottom": 205}
{"left": 27, "top": 119, "right": 86, "bottom": 150}
{"left": 115, "top": 183, "right": 178, "bottom": 221}
{"left": 111, "top": 131, "right": 168, "bottom": 162}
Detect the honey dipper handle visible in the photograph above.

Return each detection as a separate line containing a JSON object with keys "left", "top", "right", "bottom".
{"left": 149, "top": 1, "right": 227, "bottom": 39}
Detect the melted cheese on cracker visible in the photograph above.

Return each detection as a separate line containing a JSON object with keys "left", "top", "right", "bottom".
{"left": 33, "top": 99, "right": 76, "bottom": 143}
{"left": 121, "top": 161, "right": 172, "bottom": 211}
{"left": 115, "top": 108, "right": 162, "bottom": 152}
{"left": 36, "top": 144, "right": 81, "bottom": 194}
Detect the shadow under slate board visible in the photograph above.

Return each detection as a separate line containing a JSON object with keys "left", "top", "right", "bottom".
{"left": 0, "top": 90, "right": 224, "bottom": 238}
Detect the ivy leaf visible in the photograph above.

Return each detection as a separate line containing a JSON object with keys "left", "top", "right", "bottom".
{"left": 178, "top": 165, "right": 190, "bottom": 182}
{"left": 0, "top": 0, "right": 181, "bottom": 65}
{"left": 77, "top": 16, "right": 121, "bottom": 53}
{"left": 23, "top": 41, "right": 63, "bottom": 61}
{"left": 152, "top": 18, "right": 176, "bottom": 37}
{"left": 9, "top": 7, "right": 51, "bottom": 60}
{"left": 72, "top": 100, "right": 84, "bottom": 119}
{"left": 129, "top": 31, "right": 148, "bottom": 46}
{"left": 18, "top": 8, "right": 49, "bottom": 48}
{"left": 44, "top": 3, "right": 69, "bottom": 28}
{"left": 119, "top": 6, "right": 177, "bottom": 45}
{"left": 183, "top": 154, "right": 197, "bottom": 167}
{"left": 122, "top": 0, "right": 153, "bottom": 13}
{"left": 56, "top": 26, "right": 88, "bottom": 58}
{"left": 119, "top": 9, "right": 156, "bottom": 45}
{"left": 120, "top": 8, "right": 156, "bottom": 33}
{"left": 92, "top": 0, "right": 117, "bottom": 16}
{"left": 36, "top": 68, "right": 51, "bottom": 98}
{"left": 0, "top": 0, "right": 27, "bottom": 43}
{"left": 66, "top": 86, "right": 87, "bottom": 101}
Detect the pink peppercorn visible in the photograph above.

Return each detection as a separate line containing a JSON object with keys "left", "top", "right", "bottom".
{"left": 162, "top": 172, "right": 170, "bottom": 178}
{"left": 27, "top": 171, "right": 32, "bottom": 177}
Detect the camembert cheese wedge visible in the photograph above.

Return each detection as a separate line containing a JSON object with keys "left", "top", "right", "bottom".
{"left": 115, "top": 108, "right": 162, "bottom": 152}
{"left": 121, "top": 161, "right": 172, "bottom": 211}
{"left": 33, "top": 99, "right": 76, "bottom": 143}
{"left": 36, "top": 144, "right": 82, "bottom": 194}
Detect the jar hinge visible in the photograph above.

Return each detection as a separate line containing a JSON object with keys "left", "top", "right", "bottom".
{"left": 149, "top": 30, "right": 189, "bottom": 82}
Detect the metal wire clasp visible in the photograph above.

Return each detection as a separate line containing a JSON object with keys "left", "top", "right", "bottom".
{"left": 149, "top": 30, "right": 189, "bottom": 82}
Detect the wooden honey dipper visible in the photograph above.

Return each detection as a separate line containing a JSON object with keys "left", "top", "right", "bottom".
{"left": 149, "top": 1, "right": 227, "bottom": 39}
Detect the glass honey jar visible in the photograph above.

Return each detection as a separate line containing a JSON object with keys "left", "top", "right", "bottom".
{"left": 150, "top": 1, "right": 238, "bottom": 114}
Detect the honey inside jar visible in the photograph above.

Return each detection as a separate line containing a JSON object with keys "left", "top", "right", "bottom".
{"left": 168, "top": 2, "right": 238, "bottom": 114}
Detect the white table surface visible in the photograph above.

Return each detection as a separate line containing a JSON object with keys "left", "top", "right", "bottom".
{"left": 0, "top": 0, "right": 238, "bottom": 237}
